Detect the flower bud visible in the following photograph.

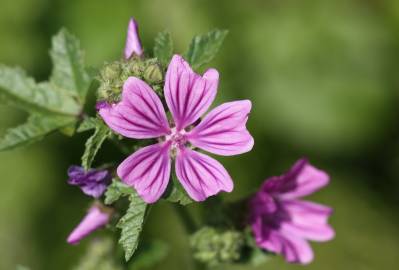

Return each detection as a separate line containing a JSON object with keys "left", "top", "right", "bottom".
{"left": 190, "top": 227, "right": 245, "bottom": 267}
{"left": 100, "top": 62, "right": 122, "bottom": 82}
{"left": 143, "top": 63, "right": 163, "bottom": 84}
{"left": 67, "top": 204, "right": 112, "bottom": 245}
{"left": 123, "top": 59, "right": 144, "bottom": 78}
{"left": 124, "top": 18, "right": 143, "bottom": 59}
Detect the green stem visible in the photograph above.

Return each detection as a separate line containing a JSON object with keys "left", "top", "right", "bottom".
{"left": 172, "top": 204, "right": 197, "bottom": 233}
{"left": 172, "top": 205, "right": 208, "bottom": 270}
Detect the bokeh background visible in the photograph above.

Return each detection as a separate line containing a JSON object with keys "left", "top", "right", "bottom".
{"left": 1, "top": 0, "right": 399, "bottom": 269}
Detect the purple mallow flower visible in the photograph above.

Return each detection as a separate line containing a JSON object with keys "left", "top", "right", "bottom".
{"left": 248, "top": 159, "right": 335, "bottom": 264}
{"left": 67, "top": 204, "right": 111, "bottom": 245}
{"left": 67, "top": 166, "right": 111, "bottom": 198}
{"left": 124, "top": 17, "right": 143, "bottom": 59}
{"left": 98, "top": 55, "right": 254, "bottom": 203}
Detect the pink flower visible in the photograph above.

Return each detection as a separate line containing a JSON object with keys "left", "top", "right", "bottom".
{"left": 124, "top": 18, "right": 143, "bottom": 59}
{"left": 249, "top": 159, "right": 335, "bottom": 264}
{"left": 67, "top": 204, "right": 111, "bottom": 245}
{"left": 98, "top": 55, "right": 254, "bottom": 203}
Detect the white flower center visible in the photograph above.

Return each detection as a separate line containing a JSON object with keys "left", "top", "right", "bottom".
{"left": 165, "top": 127, "right": 187, "bottom": 150}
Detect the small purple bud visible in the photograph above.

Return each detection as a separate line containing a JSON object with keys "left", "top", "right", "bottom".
{"left": 124, "top": 17, "right": 143, "bottom": 59}
{"left": 67, "top": 204, "right": 112, "bottom": 245}
{"left": 67, "top": 166, "right": 111, "bottom": 198}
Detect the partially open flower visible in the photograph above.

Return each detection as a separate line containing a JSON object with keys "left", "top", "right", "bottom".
{"left": 248, "top": 159, "right": 335, "bottom": 264}
{"left": 67, "top": 166, "right": 111, "bottom": 198}
{"left": 67, "top": 204, "right": 112, "bottom": 245}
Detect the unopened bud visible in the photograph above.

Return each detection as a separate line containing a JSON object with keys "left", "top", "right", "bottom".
{"left": 124, "top": 18, "right": 143, "bottom": 59}
{"left": 122, "top": 59, "right": 144, "bottom": 79}
{"left": 100, "top": 62, "right": 122, "bottom": 82}
{"left": 67, "top": 203, "right": 112, "bottom": 245}
{"left": 190, "top": 227, "right": 245, "bottom": 267}
{"left": 143, "top": 63, "right": 163, "bottom": 84}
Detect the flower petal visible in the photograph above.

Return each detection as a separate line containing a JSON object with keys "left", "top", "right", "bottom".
{"left": 255, "top": 228, "right": 314, "bottom": 265}
{"left": 187, "top": 100, "right": 254, "bottom": 156}
{"left": 280, "top": 232, "right": 314, "bottom": 264}
{"left": 280, "top": 200, "right": 335, "bottom": 242}
{"left": 249, "top": 191, "right": 278, "bottom": 217}
{"left": 164, "top": 55, "right": 218, "bottom": 130}
{"left": 67, "top": 205, "right": 110, "bottom": 245}
{"left": 262, "top": 159, "right": 329, "bottom": 199}
{"left": 98, "top": 77, "right": 170, "bottom": 139}
{"left": 67, "top": 165, "right": 85, "bottom": 181}
{"left": 117, "top": 143, "right": 171, "bottom": 203}
{"left": 175, "top": 148, "right": 233, "bottom": 201}
{"left": 80, "top": 182, "right": 108, "bottom": 198}
{"left": 124, "top": 18, "right": 143, "bottom": 59}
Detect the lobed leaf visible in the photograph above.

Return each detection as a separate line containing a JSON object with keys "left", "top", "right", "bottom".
{"left": 0, "top": 28, "right": 94, "bottom": 152}
{"left": 185, "top": 29, "right": 228, "bottom": 70}
{"left": 50, "top": 28, "right": 92, "bottom": 103}
{"left": 0, "top": 114, "right": 75, "bottom": 151}
{"left": 0, "top": 65, "right": 81, "bottom": 115}
{"left": 81, "top": 122, "right": 111, "bottom": 170}
{"left": 104, "top": 179, "right": 134, "bottom": 205}
{"left": 117, "top": 192, "right": 148, "bottom": 261}
{"left": 154, "top": 31, "right": 173, "bottom": 67}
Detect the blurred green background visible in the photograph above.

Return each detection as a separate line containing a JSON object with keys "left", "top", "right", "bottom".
{"left": 1, "top": 0, "right": 399, "bottom": 269}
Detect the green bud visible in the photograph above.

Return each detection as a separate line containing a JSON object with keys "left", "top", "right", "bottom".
{"left": 97, "top": 57, "right": 166, "bottom": 103}
{"left": 100, "top": 62, "right": 122, "bottom": 82}
{"left": 143, "top": 63, "right": 163, "bottom": 84}
{"left": 190, "top": 227, "right": 245, "bottom": 267}
{"left": 123, "top": 58, "right": 144, "bottom": 78}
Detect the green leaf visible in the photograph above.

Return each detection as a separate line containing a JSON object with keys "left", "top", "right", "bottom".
{"left": 58, "top": 122, "right": 77, "bottom": 136}
{"left": 154, "top": 31, "right": 173, "bottom": 67}
{"left": 163, "top": 173, "right": 193, "bottom": 205}
{"left": 0, "top": 28, "right": 92, "bottom": 151}
{"left": 0, "top": 65, "right": 81, "bottom": 115}
{"left": 81, "top": 122, "right": 111, "bottom": 170}
{"left": 0, "top": 114, "right": 75, "bottom": 151}
{"left": 128, "top": 241, "right": 168, "bottom": 270}
{"left": 104, "top": 179, "right": 134, "bottom": 205}
{"left": 77, "top": 117, "right": 101, "bottom": 133}
{"left": 0, "top": 29, "right": 91, "bottom": 116}
{"left": 50, "top": 28, "right": 91, "bottom": 103}
{"left": 184, "top": 29, "right": 228, "bottom": 70}
{"left": 117, "top": 192, "right": 148, "bottom": 261}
